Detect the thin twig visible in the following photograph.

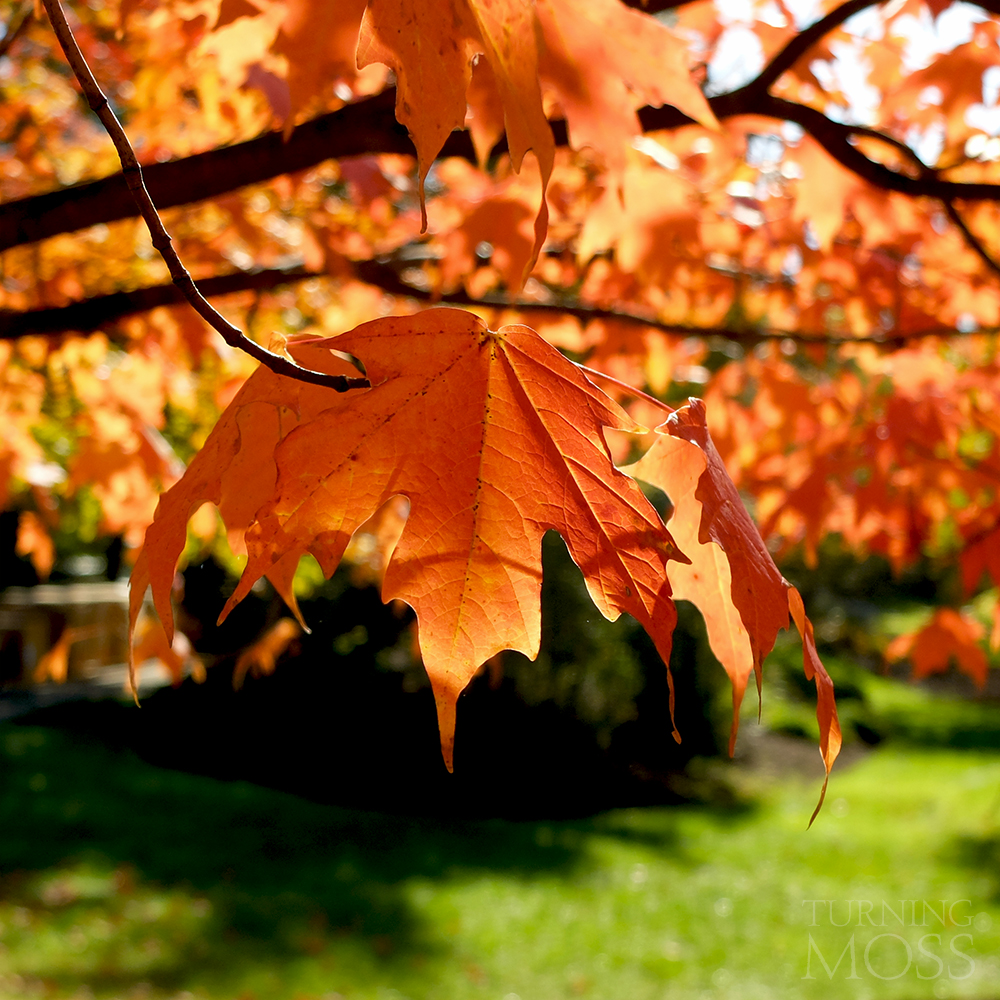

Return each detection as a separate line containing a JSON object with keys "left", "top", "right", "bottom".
{"left": 747, "top": 0, "right": 879, "bottom": 97}
{"left": 0, "top": 1, "right": 32, "bottom": 61}
{"left": 843, "top": 124, "right": 1000, "bottom": 281}
{"left": 4, "top": 256, "right": 999, "bottom": 346}
{"left": 943, "top": 200, "right": 1000, "bottom": 280}
{"left": 39, "top": 0, "right": 369, "bottom": 393}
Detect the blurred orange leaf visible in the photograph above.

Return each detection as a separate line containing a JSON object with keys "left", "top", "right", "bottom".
{"left": 232, "top": 617, "right": 302, "bottom": 690}
{"left": 16, "top": 510, "right": 55, "bottom": 581}
{"left": 885, "top": 607, "right": 990, "bottom": 689}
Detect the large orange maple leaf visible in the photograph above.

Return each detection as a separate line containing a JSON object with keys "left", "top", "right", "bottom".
{"left": 130, "top": 309, "right": 684, "bottom": 769}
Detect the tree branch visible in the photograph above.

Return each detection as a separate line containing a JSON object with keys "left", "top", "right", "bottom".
{"left": 815, "top": 119, "right": 1000, "bottom": 278}
{"left": 7, "top": 91, "right": 1000, "bottom": 256}
{"left": 763, "top": 96, "right": 1000, "bottom": 200}
{"left": 746, "top": 0, "right": 881, "bottom": 96}
{"left": 38, "top": 0, "right": 369, "bottom": 393}
{"left": 943, "top": 201, "right": 1000, "bottom": 278}
{"left": 749, "top": 0, "right": 1000, "bottom": 96}
{"left": 0, "top": 88, "right": 413, "bottom": 252}
{"left": 3, "top": 255, "right": 988, "bottom": 347}
{"left": 0, "top": 265, "right": 318, "bottom": 339}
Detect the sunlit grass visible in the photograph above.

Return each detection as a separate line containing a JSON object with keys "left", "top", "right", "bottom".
{"left": 1, "top": 723, "right": 998, "bottom": 1000}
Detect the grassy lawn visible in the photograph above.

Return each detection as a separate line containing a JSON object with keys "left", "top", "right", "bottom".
{"left": 0, "top": 715, "right": 998, "bottom": 1000}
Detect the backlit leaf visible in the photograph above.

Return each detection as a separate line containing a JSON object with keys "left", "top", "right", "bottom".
{"left": 627, "top": 398, "right": 841, "bottom": 816}
{"left": 131, "top": 309, "right": 685, "bottom": 770}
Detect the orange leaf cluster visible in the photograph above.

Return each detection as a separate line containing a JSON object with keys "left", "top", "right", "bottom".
{"left": 143, "top": 0, "right": 715, "bottom": 276}
{"left": 700, "top": 339, "right": 1000, "bottom": 650}
{"left": 129, "top": 311, "right": 840, "bottom": 808}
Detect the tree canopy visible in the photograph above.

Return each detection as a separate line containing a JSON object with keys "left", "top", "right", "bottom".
{"left": 6, "top": 0, "right": 1000, "bottom": 809}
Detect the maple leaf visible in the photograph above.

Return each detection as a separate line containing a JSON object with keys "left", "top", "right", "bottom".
{"left": 131, "top": 309, "right": 685, "bottom": 770}
{"left": 33, "top": 624, "right": 100, "bottom": 684}
{"left": 961, "top": 525, "right": 1000, "bottom": 600}
{"left": 789, "top": 135, "right": 868, "bottom": 253}
{"left": 626, "top": 398, "right": 841, "bottom": 822}
{"left": 131, "top": 615, "right": 200, "bottom": 686}
{"left": 273, "top": 0, "right": 369, "bottom": 125}
{"left": 342, "top": 494, "right": 410, "bottom": 587}
{"left": 885, "top": 607, "right": 990, "bottom": 689}
{"left": 232, "top": 617, "right": 302, "bottom": 690}
{"left": 537, "top": 0, "right": 716, "bottom": 179}
{"left": 623, "top": 430, "right": 752, "bottom": 757}
{"left": 885, "top": 24, "right": 1000, "bottom": 150}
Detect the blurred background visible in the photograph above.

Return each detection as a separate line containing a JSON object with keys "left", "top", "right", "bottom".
{"left": 2, "top": 0, "right": 1000, "bottom": 995}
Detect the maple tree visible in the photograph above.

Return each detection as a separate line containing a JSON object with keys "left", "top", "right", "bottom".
{"left": 8, "top": 0, "right": 1000, "bottom": 812}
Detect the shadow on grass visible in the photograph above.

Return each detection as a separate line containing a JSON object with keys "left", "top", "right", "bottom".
{"left": 0, "top": 719, "right": 719, "bottom": 997}
{"left": 943, "top": 830, "right": 1000, "bottom": 903}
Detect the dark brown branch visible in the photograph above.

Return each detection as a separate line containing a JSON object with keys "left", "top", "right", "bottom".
{"left": 747, "top": 0, "right": 881, "bottom": 96}
{"left": 848, "top": 127, "right": 1000, "bottom": 278}
{"left": 7, "top": 87, "right": 1000, "bottom": 256}
{"left": 0, "top": 265, "right": 318, "bottom": 338}
{"left": 821, "top": 121, "right": 1000, "bottom": 278}
{"left": 639, "top": 91, "right": 1000, "bottom": 200}
{"left": 39, "top": 0, "right": 368, "bottom": 393}
{"left": 620, "top": 1, "right": 692, "bottom": 11}
{"left": 752, "top": 0, "right": 1000, "bottom": 96}
{"left": 0, "top": 89, "right": 412, "bottom": 252}
{"left": 0, "top": 1, "right": 32, "bottom": 61}
{"left": 766, "top": 96, "right": 1000, "bottom": 200}
{"left": 2, "top": 253, "right": 993, "bottom": 346}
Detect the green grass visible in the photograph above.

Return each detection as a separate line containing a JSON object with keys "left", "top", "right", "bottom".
{"left": 0, "top": 722, "right": 998, "bottom": 1000}
{"left": 753, "top": 637, "right": 1000, "bottom": 751}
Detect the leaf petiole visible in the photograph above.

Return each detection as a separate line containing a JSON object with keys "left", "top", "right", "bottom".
{"left": 574, "top": 363, "right": 674, "bottom": 415}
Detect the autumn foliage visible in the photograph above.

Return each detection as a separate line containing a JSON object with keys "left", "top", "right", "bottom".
{"left": 7, "top": 0, "right": 1000, "bottom": 808}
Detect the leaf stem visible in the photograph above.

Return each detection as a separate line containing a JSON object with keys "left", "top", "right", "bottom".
{"left": 39, "top": 0, "right": 369, "bottom": 393}
{"left": 574, "top": 363, "right": 674, "bottom": 414}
